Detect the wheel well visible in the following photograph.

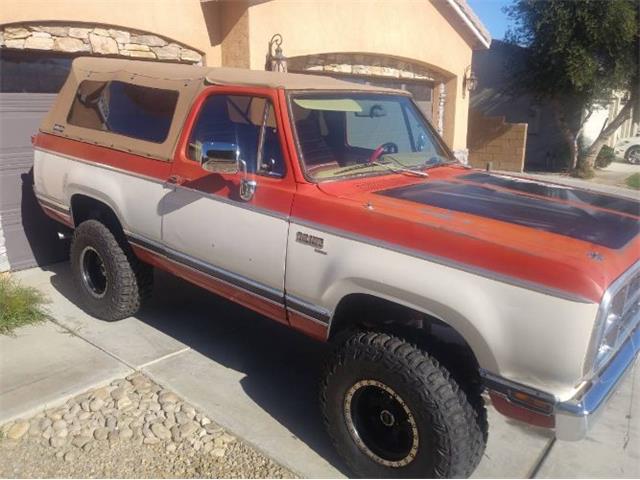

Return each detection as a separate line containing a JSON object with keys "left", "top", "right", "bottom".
{"left": 70, "top": 195, "right": 124, "bottom": 237}
{"left": 329, "top": 293, "right": 482, "bottom": 391}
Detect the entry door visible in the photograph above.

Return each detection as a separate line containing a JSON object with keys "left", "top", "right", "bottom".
{"left": 160, "top": 89, "right": 295, "bottom": 319}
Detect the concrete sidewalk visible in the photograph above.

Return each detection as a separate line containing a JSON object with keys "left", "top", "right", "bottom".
{"left": 6, "top": 263, "right": 639, "bottom": 478}
{"left": 0, "top": 322, "right": 131, "bottom": 425}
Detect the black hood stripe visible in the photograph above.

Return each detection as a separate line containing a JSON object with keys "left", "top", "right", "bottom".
{"left": 460, "top": 172, "right": 640, "bottom": 217}
{"left": 378, "top": 180, "right": 640, "bottom": 250}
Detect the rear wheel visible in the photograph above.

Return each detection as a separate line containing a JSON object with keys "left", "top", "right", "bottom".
{"left": 70, "top": 219, "right": 153, "bottom": 320}
{"left": 321, "top": 331, "right": 486, "bottom": 478}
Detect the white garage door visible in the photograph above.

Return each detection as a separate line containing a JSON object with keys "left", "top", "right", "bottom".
{"left": 0, "top": 50, "right": 72, "bottom": 272}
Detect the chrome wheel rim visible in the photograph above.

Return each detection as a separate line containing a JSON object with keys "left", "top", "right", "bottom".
{"left": 80, "top": 246, "right": 108, "bottom": 298}
{"left": 344, "top": 379, "right": 419, "bottom": 468}
{"left": 629, "top": 148, "right": 640, "bottom": 165}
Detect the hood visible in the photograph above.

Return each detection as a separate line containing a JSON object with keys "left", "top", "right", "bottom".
{"left": 377, "top": 172, "right": 639, "bottom": 250}
{"left": 314, "top": 168, "right": 640, "bottom": 302}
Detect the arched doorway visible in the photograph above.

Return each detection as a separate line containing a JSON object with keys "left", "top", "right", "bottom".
{"left": 288, "top": 53, "right": 450, "bottom": 133}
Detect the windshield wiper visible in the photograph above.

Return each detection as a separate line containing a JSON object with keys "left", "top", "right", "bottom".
{"left": 334, "top": 158, "right": 429, "bottom": 177}
{"left": 419, "top": 155, "right": 457, "bottom": 170}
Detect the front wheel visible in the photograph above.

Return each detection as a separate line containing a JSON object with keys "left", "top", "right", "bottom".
{"left": 321, "top": 331, "right": 486, "bottom": 478}
{"left": 625, "top": 146, "right": 640, "bottom": 165}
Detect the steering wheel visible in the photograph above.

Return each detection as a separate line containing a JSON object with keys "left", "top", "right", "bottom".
{"left": 369, "top": 142, "right": 399, "bottom": 163}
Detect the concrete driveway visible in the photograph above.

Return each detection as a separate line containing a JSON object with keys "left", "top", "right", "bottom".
{"left": 514, "top": 160, "right": 640, "bottom": 198}
{"left": 7, "top": 263, "right": 639, "bottom": 478}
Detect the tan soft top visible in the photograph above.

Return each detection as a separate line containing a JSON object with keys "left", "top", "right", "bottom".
{"left": 41, "top": 57, "right": 406, "bottom": 161}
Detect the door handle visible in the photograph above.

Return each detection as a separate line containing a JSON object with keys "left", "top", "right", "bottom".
{"left": 163, "top": 175, "right": 186, "bottom": 188}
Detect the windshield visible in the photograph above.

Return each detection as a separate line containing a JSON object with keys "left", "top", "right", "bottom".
{"left": 290, "top": 93, "right": 451, "bottom": 182}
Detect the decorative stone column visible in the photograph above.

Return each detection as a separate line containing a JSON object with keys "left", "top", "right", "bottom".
{"left": 437, "top": 82, "right": 446, "bottom": 136}
{"left": 0, "top": 23, "right": 203, "bottom": 64}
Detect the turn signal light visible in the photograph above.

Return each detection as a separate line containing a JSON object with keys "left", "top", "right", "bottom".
{"left": 510, "top": 391, "right": 554, "bottom": 414}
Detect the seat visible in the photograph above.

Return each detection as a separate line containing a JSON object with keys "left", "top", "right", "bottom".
{"left": 295, "top": 111, "right": 338, "bottom": 170}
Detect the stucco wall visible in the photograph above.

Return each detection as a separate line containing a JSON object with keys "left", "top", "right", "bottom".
{"left": 1, "top": 0, "right": 477, "bottom": 150}
{"left": 0, "top": 0, "right": 220, "bottom": 65}
{"left": 246, "top": 0, "right": 474, "bottom": 150}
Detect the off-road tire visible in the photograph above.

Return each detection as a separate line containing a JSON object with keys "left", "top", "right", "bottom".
{"left": 70, "top": 219, "right": 153, "bottom": 321}
{"left": 321, "top": 331, "right": 487, "bottom": 478}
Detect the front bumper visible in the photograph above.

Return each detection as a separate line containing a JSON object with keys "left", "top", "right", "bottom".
{"left": 555, "top": 325, "right": 639, "bottom": 440}
{"left": 483, "top": 325, "right": 639, "bottom": 441}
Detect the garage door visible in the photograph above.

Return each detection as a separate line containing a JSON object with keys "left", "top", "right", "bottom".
{"left": 0, "top": 50, "right": 73, "bottom": 272}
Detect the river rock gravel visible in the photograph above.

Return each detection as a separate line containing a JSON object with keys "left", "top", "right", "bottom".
{"left": 0, "top": 373, "right": 294, "bottom": 478}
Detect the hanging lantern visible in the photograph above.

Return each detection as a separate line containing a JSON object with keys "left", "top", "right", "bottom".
{"left": 266, "top": 34, "right": 287, "bottom": 72}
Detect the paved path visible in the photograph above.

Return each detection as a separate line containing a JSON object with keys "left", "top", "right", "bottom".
{"left": 6, "top": 263, "right": 639, "bottom": 478}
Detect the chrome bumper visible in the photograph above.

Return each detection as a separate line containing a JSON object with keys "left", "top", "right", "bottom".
{"left": 555, "top": 325, "right": 640, "bottom": 441}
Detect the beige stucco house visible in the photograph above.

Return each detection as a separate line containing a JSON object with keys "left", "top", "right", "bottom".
{"left": 0, "top": 0, "right": 490, "bottom": 155}
{"left": 0, "top": 0, "right": 490, "bottom": 271}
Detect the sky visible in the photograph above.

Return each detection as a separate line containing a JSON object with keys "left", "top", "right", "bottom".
{"left": 466, "top": 0, "right": 513, "bottom": 41}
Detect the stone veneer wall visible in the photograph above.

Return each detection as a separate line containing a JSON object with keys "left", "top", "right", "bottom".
{"left": 288, "top": 53, "right": 438, "bottom": 82}
{"left": 467, "top": 108, "right": 527, "bottom": 172}
{"left": 0, "top": 24, "right": 203, "bottom": 64}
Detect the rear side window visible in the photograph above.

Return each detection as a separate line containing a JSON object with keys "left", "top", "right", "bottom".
{"left": 67, "top": 80, "right": 179, "bottom": 143}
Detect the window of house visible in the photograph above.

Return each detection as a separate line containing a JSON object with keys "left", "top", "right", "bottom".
{"left": 67, "top": 80, "right": 179, "bottom": 143}
{"left": 187, "top": 95, "right": 285, "bottom": 177}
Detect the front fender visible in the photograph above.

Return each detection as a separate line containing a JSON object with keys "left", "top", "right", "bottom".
{"left": 285, "top": 222, "right": 599, "bottom": 400}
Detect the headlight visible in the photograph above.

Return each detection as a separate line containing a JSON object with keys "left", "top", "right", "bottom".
{"left": 586, "top": 264, "right": 640, "bottom": 375}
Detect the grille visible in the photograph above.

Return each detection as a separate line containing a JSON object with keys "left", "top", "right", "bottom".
{"left": 593, "top": 264, "right": 640, "bottom": 373}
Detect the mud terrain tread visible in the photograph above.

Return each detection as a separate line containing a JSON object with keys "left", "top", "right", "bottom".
{"left": 70, "top": 220, "right": 152, "bottom": 321}
{"left": 320, "top": 331, "right": 486, "bottom": 478}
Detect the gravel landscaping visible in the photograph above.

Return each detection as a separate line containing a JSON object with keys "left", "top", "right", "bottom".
{"left": 0, "top": 373, "right": 294, "bottom": 478}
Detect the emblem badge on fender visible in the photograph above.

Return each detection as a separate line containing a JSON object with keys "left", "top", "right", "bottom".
{"left": 296, "top": 231, "right": 324, "bottom": 250}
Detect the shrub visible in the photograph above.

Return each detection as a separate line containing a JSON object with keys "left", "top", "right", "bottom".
{"left": 0, "top": 275, "right": 48, "bottom": 335}
{"left": 625, "top": 173, "right": 640, "bottom": 190}
{"left": 595, "top": 145, "right": 616, "bottom": 169}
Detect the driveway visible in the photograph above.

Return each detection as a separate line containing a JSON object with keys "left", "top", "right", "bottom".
{"left": 513, "top": 160, "right": 639, "bottom": 198}
{"left": 7, "top": 263, "right": 640, "bottom": 478}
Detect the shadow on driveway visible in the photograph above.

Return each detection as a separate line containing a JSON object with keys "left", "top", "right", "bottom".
{"left": 46, "top": 263, "right": 349, "bottom": 475}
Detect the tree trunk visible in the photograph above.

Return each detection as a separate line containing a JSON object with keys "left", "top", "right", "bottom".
{"left": 580, "top": 92, "right": 637, "bottom": 169}
{"left": 553, "top": 99, "right": 580, "bottom": 170}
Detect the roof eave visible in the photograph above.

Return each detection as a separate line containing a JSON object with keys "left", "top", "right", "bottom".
{"left": 444, "top": 0, "right": 491, "bottom": 50}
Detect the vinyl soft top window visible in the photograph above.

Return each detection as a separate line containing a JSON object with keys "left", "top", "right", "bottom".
{"left": 67, "top": 80, "right": 179, "bottom": 143}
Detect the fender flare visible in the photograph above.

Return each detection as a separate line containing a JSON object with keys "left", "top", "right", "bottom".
{"left": 324, "top": 279, "right": 501, "bottom": 373}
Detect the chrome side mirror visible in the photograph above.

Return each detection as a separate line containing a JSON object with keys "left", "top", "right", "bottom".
{"left": 198, "top": 141, "right": 240, "bottom": 174}
{"left": 196, "top": 141, "right": 256, "bottom": 202}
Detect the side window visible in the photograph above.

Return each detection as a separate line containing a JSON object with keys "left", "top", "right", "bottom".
{"left": 188, "top": 95, "right": 285, "bottom": 177}
{"left": 258, "top": 103, "right": 286, "bottom": 177}
{"left": 188, "top": 95, "right": 263, "bottom": 173}
{"left": 346, "top": 99, "right": 412, "bottom": 151}
{"left": 67, "top": 80, "right": 178, "bottom": 143}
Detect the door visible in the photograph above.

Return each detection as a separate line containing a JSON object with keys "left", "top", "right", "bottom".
{"left": 160, "top": 88, "right": 295, "bottom": 322}
{"left": 0, "top": 49, "right": 74, "bottom": 272}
